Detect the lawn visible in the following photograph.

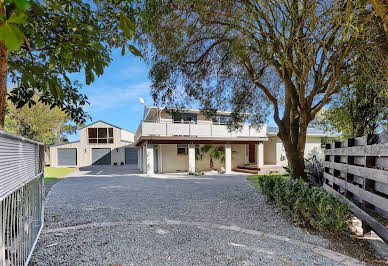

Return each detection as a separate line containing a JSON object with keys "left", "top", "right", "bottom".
{"left": 44, "top": 167, "right": 77, "bottom": 184}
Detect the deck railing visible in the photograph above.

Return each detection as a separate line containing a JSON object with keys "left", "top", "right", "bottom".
{"left": 323, "top": 132, "right": 388, "bottom": 242}
{"left": 135, "top": 120, "right": 267, "bottom": 141}
{"left": 0, "top": 131, "right": 44, "bottom": 266}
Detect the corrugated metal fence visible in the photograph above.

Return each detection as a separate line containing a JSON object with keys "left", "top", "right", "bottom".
{"left": 0, "top": 131, "right": 44, "bottom": 266}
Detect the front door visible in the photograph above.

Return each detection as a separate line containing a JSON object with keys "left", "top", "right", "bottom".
{"left": 248, "top": 144, "right": 255, "bottom": 163}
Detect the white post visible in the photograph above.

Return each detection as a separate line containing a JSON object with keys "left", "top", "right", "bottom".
{"left": 142, "top": 145, "right": 147, "bottom": 173}
{"left": 257, "top": 142, "right": 264, "bottom": 168}
{"left": 188, "top": 144, "right": 196, "bottom": 173}
{"left": 225, "top": 143, "right": 232, "bottom": 174}
{"left": 146, "top": 144, "right": 154, "bottom": 175}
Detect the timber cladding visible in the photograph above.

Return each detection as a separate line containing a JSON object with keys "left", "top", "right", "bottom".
{"left": 323, "top": 132, "right": 388, "bottom": 243}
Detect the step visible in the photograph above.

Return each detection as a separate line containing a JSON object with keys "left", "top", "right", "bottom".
{"left": 233, "top": 168, "right": 259, "bottom": 174}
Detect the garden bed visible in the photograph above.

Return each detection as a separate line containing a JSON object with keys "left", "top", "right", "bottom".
{"left": 248, "top": 174, "right": 387, "bottom": 265}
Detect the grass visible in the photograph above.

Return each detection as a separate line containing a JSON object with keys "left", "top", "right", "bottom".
{"left": 44, "top": 166, "right": 77, "bottom": 184}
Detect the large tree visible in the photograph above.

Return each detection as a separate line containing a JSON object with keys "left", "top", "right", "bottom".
{"left": 0, "top": 0, "right": 141, "bottom": 129}
{"left": 139, "top": 0, "right": 369, "bottom": 179}
{"left": 5, "top": 97, "right": 77, "bottom": 145}
{"left": 312, "top": 14, "right": 388, "bottom": 138}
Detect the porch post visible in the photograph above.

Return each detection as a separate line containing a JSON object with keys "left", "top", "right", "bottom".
{"left": 225, "top": 143, "right": 232, "bottom": 174}
{"left": 188, "top": 144, "right": 196, "bottom": 173}
{"left": 142, "top": 145, "right": 147, "bottom": 173}
{"left": 146, "top": 143, "right": 154, "bottom": 175}
{"left": 257, "top": 142, "right": 264, "bottom": 168}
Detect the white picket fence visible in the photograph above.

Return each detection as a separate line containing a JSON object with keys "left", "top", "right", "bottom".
{"left": 0, "top": 131, "right": 44, "bottom": 266}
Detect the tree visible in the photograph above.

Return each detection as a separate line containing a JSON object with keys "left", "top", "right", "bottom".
{"left": 369, "top": 0, "right": 388, "bottom": 42}
{"left": 197, "top": 144, "right": 225, "bottom": 169}
{"left": 139, "top": 0, "right": 369, "bottom": 179}
{"left": 0, "top": 0, "right": 141, "bottom": 129}
{"left": 4, "top": 97, "right": 77, "bottom": 145}
{"left": 312, "top": 13, "right": 388, "bottom": 138}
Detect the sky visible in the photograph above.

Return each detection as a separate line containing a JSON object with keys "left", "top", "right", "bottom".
{"left": 67, "top": 49, "right": 153, "bottom": 141}
{"left": 66, "top": 48, "right": 278, "bottom": 142}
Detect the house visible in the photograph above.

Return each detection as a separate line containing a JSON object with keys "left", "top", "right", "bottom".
{"left": 135, "top": 106, "right": 331, "bottom": 174}
{"left": 49, "top": 121, "right": 138, "bottom": 167}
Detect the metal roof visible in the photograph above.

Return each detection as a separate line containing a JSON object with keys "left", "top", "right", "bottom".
{"left": 267, "top": 126, "right": 333, "bottom": 136}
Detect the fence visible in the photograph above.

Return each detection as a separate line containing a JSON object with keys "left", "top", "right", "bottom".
{"left": 323, "top": 132, "right": 388, "bottom": 242}
{"left": 0, "top": 131, "right": 44, "bottom": 266}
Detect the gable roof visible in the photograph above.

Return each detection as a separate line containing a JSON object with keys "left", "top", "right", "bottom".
{"left": 267, "top": 126, "right": 334, "bottom": 137}
{"left": 80, "top": 120, "right": 122, "bottom": 130}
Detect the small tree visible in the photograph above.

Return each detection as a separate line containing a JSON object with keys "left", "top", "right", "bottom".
{"left": 139, "top": 0, "right": 369, "bottom": 179}
{"left": 197, "top": 144, "right": 225, "bottom": 169}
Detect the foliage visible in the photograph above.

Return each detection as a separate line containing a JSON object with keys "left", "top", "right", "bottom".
{"left": 252, "top": 174, "right": 351, "bottom": 232}
{"left": 1, "top": 0, "right": 141, "bottom": 125}
{"left": 138, "top": 0, "right": 369, "bottom": 179}
{"left": 305, "top": 156, "right": 324, "bottom": 186}
{"left": 310, "top": 13, "right": 388, "bottom": 138}
{"left": 4, "top": 98, "right": 77, "bottom": 146}
{"left": 197, "top": 144, "right": 226, "bottom": 169}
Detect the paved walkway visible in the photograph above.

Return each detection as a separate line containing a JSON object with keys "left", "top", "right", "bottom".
{"left": 30, "top": 167, "right": 362, "bottom": 265}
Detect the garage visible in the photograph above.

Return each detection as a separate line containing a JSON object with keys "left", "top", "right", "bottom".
{"left": 92, "top": 148, "right": 111, "bottom": 165}
{"left": 58, "top": 148, "right": 77, "bottom": 166}
{"left": 125, "top": 148, "right": 138, "bottom": 165}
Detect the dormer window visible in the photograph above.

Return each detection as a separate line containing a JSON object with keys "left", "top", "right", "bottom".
{"left": 88, "top": 128, "right": 114, "bottom": 144}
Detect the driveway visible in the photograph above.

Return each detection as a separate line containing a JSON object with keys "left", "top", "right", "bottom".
{"left": 30, "top": 168, "right": 361, "bottom": 265}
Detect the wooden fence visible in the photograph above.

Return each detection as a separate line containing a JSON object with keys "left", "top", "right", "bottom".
{"left": 323, "top": 132, "right": 388, "bottom": 243}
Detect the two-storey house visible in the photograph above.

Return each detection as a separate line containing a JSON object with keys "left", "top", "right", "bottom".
{"left": 135, "top": 106, "right": 329, "bottom": 174}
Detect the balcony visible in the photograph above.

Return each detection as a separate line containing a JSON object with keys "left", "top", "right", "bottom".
{"left": 135, "top": 121, "right": 267, "bottom": 141}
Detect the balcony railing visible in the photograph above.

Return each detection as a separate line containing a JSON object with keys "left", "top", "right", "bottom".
{"left": 135, "top": 120, "right": 267, "bottom": 141}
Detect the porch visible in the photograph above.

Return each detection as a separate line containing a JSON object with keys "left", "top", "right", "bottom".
{"left": 136, "top": 136, "right": 284, "bottom": 175}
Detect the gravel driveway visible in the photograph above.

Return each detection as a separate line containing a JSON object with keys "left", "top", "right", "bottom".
{"left": 30, "top": 167, "right": 361, "bottom": 265}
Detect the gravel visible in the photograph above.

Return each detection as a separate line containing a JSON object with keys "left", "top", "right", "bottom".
{"left": 30, "top": 167, "right": 342, "bottom": 265}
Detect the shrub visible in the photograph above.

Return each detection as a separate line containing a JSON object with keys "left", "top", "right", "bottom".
{"left": 254, "top": 174, "right": 351, "bottom": 232}
{"left": 305, "top": 155, "right": 324, "bottom": 186}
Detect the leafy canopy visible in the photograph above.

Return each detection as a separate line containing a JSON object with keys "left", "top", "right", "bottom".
{"left": 1, "top": 0, "right": 142, "bottom": 124}
{"left": 5, "top": 97, "right": 77, "bottom": 146}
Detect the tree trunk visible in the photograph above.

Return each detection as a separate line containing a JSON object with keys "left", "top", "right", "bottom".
{"left": 278, "top": 117, "right": 308, "bottom": 180}
{"left": 210, "top": 158, "right": 214, "bottom": 169}
{"left": 0, "top": 3, "right": 7, "bottom": 130}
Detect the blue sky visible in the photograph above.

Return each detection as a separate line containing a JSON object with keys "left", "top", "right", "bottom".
{"left": 68, "top": 49, "right": 153, "bottom": 141}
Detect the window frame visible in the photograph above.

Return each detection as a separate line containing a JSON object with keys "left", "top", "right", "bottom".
{"left": 177, "top": 144, "right": 188, "bottom": 155}
{"left": 88, "top": 127, "right": 114, "bottom": 144}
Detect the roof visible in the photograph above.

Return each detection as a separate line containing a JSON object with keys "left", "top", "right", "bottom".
{"left": 266, "top": 126, "right": 334, "bottom": 136}
{"left": 80, "top": 120, "right": 134, "bottom": 133}
{"left": 49, "top": 140, "right": 80, "bottom": 147}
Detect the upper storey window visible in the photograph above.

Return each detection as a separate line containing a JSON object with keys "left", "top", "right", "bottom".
{"left": 88, "top": 128, "right": 114, "bottom": 144}
{"left": 212, "top": 116, "right": 231, "bottom": 125}
{"left": 172, "top": 113, "right": 197, "bottom": 124}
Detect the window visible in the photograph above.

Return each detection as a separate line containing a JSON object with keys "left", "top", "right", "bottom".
{"left": 173, "top": 113, "right": 197, "bottom": 124}
{"left": 212, "top": 115, "right": 230, "bottom": 125}
{"left": 88, "top": 128, "right": 114, "bottom": 144}
{"left": 177, "top": 144, "right": 188, "bottom": 155}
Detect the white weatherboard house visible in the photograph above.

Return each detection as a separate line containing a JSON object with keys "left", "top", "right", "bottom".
{"left": 50, "top": 121, "right": 138, "bottom": 167}
{"left": 135, "top": 106, "right": 329, "bottom": 175}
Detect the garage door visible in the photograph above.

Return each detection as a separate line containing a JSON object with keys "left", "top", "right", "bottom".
{"left": 125, "top": 148, "right": 138, "bottom": 165}
{"left": 58, "top": 148, "right": 77, "bottom": 166}
{"left": 92, "top": 148, "right": 111, "bottom": 165}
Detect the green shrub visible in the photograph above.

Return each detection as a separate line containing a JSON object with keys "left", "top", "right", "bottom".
{"left": 255, "top": 174, "right": 351, "bottom": 232}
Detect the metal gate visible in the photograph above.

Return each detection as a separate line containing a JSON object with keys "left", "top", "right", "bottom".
{"left": 0, "top": 131, "right": 44, "bottom": 266}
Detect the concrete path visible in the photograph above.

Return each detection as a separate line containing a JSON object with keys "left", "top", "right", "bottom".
{"left": 30, "top": 167, "right": 362, "bottom": 265}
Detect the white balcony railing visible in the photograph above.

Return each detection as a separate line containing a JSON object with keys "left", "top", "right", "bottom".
{"left": 135, "top": 121, "right": 267, "bottom": 141}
